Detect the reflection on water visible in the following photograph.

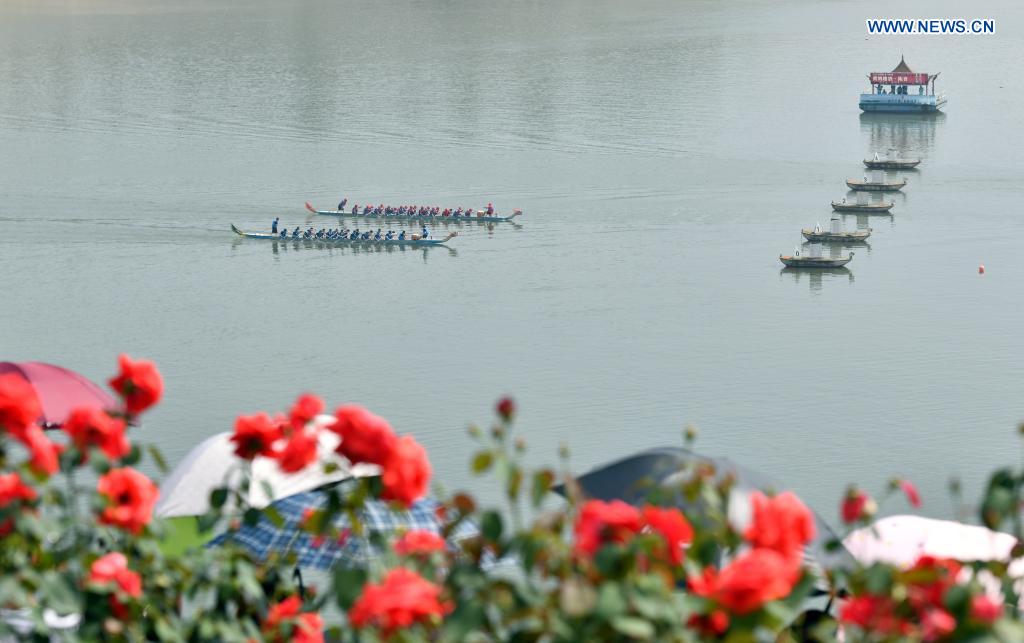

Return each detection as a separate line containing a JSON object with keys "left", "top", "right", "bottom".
{"left": 859, "top": 112, "right": 946, "bottom": 157}
{"left": 780, "top": 267, "right": 855, "bottom": 293}
{"left": 230, "top": 238, "right": 455, "bottom": 260}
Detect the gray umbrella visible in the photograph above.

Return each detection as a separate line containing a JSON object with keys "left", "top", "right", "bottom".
{"left": 558, "top": 447, "right": 855, "bottom": 574}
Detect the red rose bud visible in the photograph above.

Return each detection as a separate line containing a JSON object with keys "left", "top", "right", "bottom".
{"left": 496, "top": 397, "right": 515, "bottom": 422}
{"left": 841, "top": 488, "right": 877, "bottom": 524}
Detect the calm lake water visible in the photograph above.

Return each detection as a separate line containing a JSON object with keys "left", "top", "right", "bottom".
{"left": 2, "top": 0, "right": 1023, "bottom": 525}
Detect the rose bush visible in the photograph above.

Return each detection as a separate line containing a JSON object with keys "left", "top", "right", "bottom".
{"left": 0, "top": 354, "right": 1023, "bottom": 641}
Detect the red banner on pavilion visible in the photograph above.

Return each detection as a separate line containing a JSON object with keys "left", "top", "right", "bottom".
{"left": 869, "top": 72, "right": 930, "bottom": 85}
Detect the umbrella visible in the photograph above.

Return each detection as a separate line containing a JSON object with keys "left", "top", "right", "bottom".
{"left": 0, "top": 361, "right": 116, "bottom": 428}
{"left": 155, "top": 422, "right": 379, "bottom": 518}
{"left": 560, "top": 447, "right": 856, "bottom": 571}
{"left": 844, "top": 514, "right": 1018, "bottom": 566}
{"left": 210, "top": 488, "right": 478, "bottom": 569}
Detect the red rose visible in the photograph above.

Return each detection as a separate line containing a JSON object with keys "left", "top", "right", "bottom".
{"left": 573, "top": 499, "right": 643, "bottom": 557}
{"left": 495, "top": 397, "right": 515, "bottom": 421}
{"left": 920, "top": 608, "right": 956, "bottom": 641}
{"left": 275, "top": 426, "right": 319, "bottom": 473}
{"left": 841, "top": 488, "right": 876, "bottom": 524}
{"left": 289, "top": 393, "right": 324, "bottom": 430}
{"left": 108, "top": 354, "right": 163, "bottom": 415}
{"left": 899, "top": 479, "right": 922, "bottom": 508}
{"left": 0, "top": 472, "right": 37, "bottom": 506}
{"left": 905, "top": 555, "right": 962, "bottom": 610}
{"left": 264, "top": 596, "right": 324, "bottom": 643}
{"left": 348, "top": 567, "right": 451, "bottom": 636}
{"left": 640, "top": 506, "right": 693, "bottom": 565}
{"left": 230, "top": 412, "right": 283, "bottom": 460}
{"left": 330, "top": 405, "right": 397, "bottom": 465}
{"left": 89, "top": 552, "right": 142, "bottom": 598}
{"left": 688, "top": 549, "right": 797, "bottom": 615}
{"left": 380, "top": 436, "right": 431, "bottom": 507}
{"left": 839, "top": 595, "right": 912, "bottom": 636}
{"left": 394, "top": 530, "right": 446, "bottom": 556}
{"left": 22, "top": 425, "right": 61, "bottom": 476}
{"left": 97, "top": 467, "right": 159, "bottom": 534}
{"left": 63, "top": 406, "right": 130, "bottom": 461}
{"left": 686, "top": 609, "right": 729, "bottom": 637}
{"left": 0, "top": 373, "right": 41, "bottom": 439}
{"left": 744, "top": 491, "right": 816, "bottom": 564}
{"left": 970, "top": 595, "right": 1002, "bottom": 624}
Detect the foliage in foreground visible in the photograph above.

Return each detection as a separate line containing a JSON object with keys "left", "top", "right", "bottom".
{"left": 1, "top": 355, "right": 1024, "bottom": 641}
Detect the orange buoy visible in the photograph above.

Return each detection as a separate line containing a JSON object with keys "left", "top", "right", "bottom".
{"left": 979, "top": 264, "right": 986, "bottom": 274}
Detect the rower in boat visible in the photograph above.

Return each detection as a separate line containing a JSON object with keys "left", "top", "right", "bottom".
{"left": 272, "top": 218, "right": 279, "bottom": 234}
{"left": 291, "top": 227, "right": 300, "bottom": 238}
{"left": 374, "top": 229, "right": 383, "bottom": 241}
{"left": 351, "top": 204, "right": 359, "bottom": 214}
{"left": 486, "top": 203, "right": 494, "bottom": 215}
{"left": 421, "top": 226, "right": 430, "bottom": 239}
{"left": 279, "top": 229, "right": 287, "bottom": 239}
{"left": 349, "top": 229, "right": 359, "bottom": 240}
{"left": 398, "top": 230, "right": 406, "bottom": 240}
{"left": 338, "top": 198, "right": 347, "bottom": 211}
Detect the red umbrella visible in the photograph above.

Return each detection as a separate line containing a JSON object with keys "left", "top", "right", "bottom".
{"left": 0, "top": 361, "right": 116, "bottom": 429}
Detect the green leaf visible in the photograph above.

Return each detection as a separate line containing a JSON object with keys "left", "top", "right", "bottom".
{"left": 122, "top": 444, "right": 141, "bottom": 466}
{"left": 209, "top": 487, "right": 229, "bottom": 510}
{"left": 333, "top": 567, "right": 368, "bottom": 609}
{"left": 596, "top": 583, "right": 627, "bottom": 619}
{"left": 263, "top": 506, "right": 286, "bottom": 528}
{"left": 472, "top": 451, "right": 494, "bottom": 474}
{"left": 481, "top": 510, "right": 503, "bottom": 542}
{"left": 611, "top": 616, "right": 653, "bottom": 639}
{"left": 243, "top": 508, "right": 262, "bottom": 527}
{"left": 148, "top": 446, "right": 169, "bottom": 474}
{"left": 531, "top": 469, "right": 555, "bottom": 507}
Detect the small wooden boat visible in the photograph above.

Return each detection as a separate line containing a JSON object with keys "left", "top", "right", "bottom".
{"left": 831, "top": 200, "right": 893, "bottom": 213}
{"left": 802, "top": 217, "right": 871, "bottom": 242}
{"left": 779, "top": 253, "right": 854, "bottom": 268}
{"left": 231, "top": 224, "right": 457, "bottom": 247}
{"left": 305, "top": 202, "right": 522, "bottom": 223}
{"left": 845, "top": 177, "right": 907, "bottom": 192}
{"left": 864, "top": 150, "right": 920, "bottom": 170}
{"left": 847, "top": 167, "right": 905, "bottom": 190}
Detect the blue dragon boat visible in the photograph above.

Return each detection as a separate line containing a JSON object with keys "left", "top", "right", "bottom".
{"left": 305, "top": 202, "right": 522, "bottom": 223}
{"left": 231, "top": 225, "right": 457, "bottom": 247}
{"left": 859, "top": 57, "right": 946, "bottom": 113}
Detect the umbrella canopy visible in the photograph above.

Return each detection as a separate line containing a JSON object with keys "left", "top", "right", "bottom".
{"left": 155, "top": 422, "right": 378, "bottom": 518}
{"left": 561, "top": 447, "right": 856, "bottom": 571}
{"left": 0, "top": 361, "right": 116, "bottom": 428}
{"left": 210, "top": 489, "right": 478, "bottom": 569}
{"left": 844, "top": 515, "right": 1017, "bottom": 566}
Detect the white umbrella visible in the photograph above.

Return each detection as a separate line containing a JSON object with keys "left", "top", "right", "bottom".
{"left": 843, "top": 515, "right": 1017, "bottom": 566}
{"left": 156, "top": 416, "right": 379, "bottom": 518}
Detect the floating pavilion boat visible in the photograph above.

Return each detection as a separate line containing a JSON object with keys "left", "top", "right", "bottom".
{"left": 231, "top": 224, "right": 457, "bottom": 247}
{"left": 864, "top": 150, "right": 921, "bottom": 170}
{"left": 779, "top": 243, "right": 854, "bottom": 268}
{"left": 846, "top": 170, "right": 907, "bottom": 192}
{"left": 305, "top": 202, "right": 522, "bottom": 223}
{"left": 832, "top": 191, "right": 894, "bottom": 213}
{"left": 802, "top": 216, "right": 871, "bottom": 243}
{"left": 859, "top": 56, "right": 946, "bottom": 113}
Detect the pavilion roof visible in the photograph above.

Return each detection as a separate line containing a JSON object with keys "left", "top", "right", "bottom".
{"left": 891, "top": 56, "right": 913, "bottom": 73}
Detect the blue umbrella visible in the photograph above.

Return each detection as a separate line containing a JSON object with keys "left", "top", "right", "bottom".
{"left": 211, "top": 489, "right": 478, "bottom": 570}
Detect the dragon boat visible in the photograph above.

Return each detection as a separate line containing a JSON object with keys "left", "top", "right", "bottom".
{"left": 231, "top": 224, "right": 457, "bottom": 247}
{"left": 305, "top": 202, "right": 522, "bottom": 223}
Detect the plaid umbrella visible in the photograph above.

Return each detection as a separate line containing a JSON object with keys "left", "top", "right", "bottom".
{"left": 210, "top": 489, "right": 477, "bottom": 569}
